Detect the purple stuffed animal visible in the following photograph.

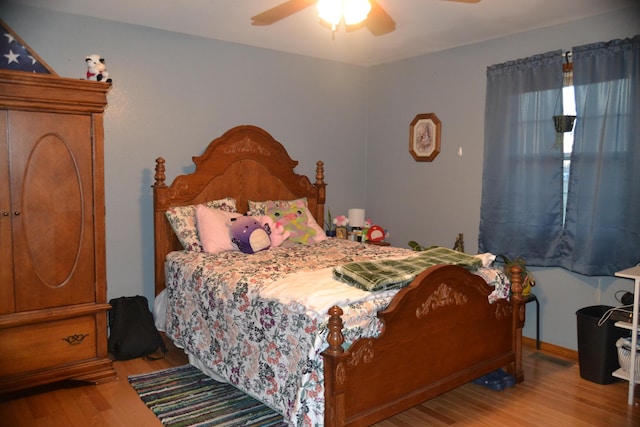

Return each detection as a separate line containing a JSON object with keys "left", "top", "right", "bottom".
{"left": 230, "top": 216, "right": 271, "bottom": 254}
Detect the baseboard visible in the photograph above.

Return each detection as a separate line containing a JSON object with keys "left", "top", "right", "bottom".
{"left": 523, "top": 336, "right": 578, "bottom": 361}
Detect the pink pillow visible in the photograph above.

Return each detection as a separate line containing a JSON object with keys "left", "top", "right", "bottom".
{"left": 305, "top": 207, "right": 327, "bottom": 243}
{"left": 195, "top": 205, "right": 241, "bottom": 254}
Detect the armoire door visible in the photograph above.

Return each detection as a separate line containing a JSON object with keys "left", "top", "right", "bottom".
{"left": 0, "top": 110, "right": 14, "bottom": 315}
{"left": 8, "top": 110, "right": 96, "bottom": 312}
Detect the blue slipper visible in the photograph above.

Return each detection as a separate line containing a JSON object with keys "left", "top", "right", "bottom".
{"left": 495, "top": 368, "right": 516, "bottom": 387}
{"left": 472, "top": 371, "right": 505, "bottom": 391}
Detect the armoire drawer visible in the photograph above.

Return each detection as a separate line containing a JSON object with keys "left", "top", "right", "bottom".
{"left": 0, "top": 315, "right": 98, "bottom": 377}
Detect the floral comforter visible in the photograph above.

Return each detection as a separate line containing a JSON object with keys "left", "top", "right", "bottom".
{"left": 164, "top": 239, "right": 509, "bottom": 426}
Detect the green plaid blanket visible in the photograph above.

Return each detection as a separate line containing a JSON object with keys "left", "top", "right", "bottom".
{"left": 333, "top": 246, "right": 482, "bottom": 292}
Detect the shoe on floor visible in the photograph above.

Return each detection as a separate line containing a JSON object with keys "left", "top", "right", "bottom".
{"left": 495, "top": 368, "right": 516, "bottom": 387}
{"left": 472, "top": 371, "right": 505, "bottom": 391}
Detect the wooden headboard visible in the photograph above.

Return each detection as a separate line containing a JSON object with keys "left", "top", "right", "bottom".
{"left": 152, "top": 125, "right": 326, "bottom": 295}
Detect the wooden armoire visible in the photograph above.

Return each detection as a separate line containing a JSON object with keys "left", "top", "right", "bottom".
{"left": 0, "top": 69, "right": 116, "bottom": 392}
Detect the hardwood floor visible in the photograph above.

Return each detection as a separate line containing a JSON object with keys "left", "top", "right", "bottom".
{"left": 1, "top": 336, "right": 638, "bottom": 426}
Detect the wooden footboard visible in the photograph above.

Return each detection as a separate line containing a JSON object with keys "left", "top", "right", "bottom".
{"left": 322, "top": 264, "right": 525, "bottom": 427}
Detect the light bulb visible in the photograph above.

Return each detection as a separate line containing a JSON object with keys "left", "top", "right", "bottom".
{"left": 318, "top": 0, "right": 371, "bottom": 28}
{"left": 343, "top": 0, "right": 371, "bottom": 25}
{"left": 317, "top": 0, "right": 342, "bottom": 26}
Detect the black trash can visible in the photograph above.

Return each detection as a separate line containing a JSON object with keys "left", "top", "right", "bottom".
{"left": 576, "top": 305, "right": 627, "bottom": 384}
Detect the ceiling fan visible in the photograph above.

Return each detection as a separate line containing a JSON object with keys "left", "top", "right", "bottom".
{"left": 251, "top": 0, "right": 481, "bottom": 36}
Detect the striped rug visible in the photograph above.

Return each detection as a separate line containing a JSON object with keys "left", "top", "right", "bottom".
{"left": 128, "top": 364, "right": 287, "bottom": 427}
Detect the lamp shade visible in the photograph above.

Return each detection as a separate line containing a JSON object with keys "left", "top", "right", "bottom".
{"left": 348, "top": 208, "right": 365, "bottom": 228}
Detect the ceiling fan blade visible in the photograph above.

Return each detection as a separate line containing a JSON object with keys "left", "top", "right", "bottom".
{"left": 251, "top": 0, "right": 318, "bottom": 26}
{"left": 365, "top": 1, "right": 396, "bottom": 36}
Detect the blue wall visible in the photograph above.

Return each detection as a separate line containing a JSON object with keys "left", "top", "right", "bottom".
{"left": 365, "top": 9, "right": 640, "bottom": 350}
{"left": 2, "top": 2, "right": 369, "bottom": 303}
{"left": 2, "top": 2, "right": 639, "bottom": 350}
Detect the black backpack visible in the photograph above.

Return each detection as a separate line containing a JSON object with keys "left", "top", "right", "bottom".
{"left": 108, "top": 295, "right": 167, "bottom": 360}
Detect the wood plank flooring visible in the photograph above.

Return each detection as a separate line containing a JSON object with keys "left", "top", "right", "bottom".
{"left": 1, "top": 336, "right": 638, "bottom": 426}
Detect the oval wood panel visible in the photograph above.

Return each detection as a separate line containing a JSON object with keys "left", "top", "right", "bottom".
{"left": 23, "top": 133, "right": 83, "bottom": 287}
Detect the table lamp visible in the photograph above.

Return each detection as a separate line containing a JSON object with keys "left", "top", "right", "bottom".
{"left": 348, "top": 209, "right": 365, "bottom": 241}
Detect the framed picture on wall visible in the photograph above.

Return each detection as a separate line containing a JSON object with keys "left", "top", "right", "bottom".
{"left": 409, "top": 113, "right": 441, "bottom": 162}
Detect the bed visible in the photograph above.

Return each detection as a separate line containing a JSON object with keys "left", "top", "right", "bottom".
{"left": 152, "top": 124, "right": 527, "bottom": 427}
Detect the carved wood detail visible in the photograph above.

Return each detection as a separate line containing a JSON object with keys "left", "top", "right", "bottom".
{"left": 347, "top": 340, "right": 374, "bottom": 367}
{"left": 153, "top": 157, "right": 166, "bottom": 188}
{"left": 416, "top": 282, "right": 468, "bottom": 319}
{"left": 336, "top": 363, "right": 346, "bottom": 386}
{"left": 495, "top": 303, "right": 512, "bottom": 320}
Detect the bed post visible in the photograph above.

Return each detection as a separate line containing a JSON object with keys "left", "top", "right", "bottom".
{"left": 152, "top": 157, "right": 168, "bottom": 296}
{"left": 314, "top": 161, "right": 326, "bottom": 229}
{"left": 323, "top": 306, "right": 346, "bottom": 427}
{"left": 508, "top": 265, "right": 526, "bottom": 382}
{"left": 154, "top": 157, "right": 166, "bottom": 188}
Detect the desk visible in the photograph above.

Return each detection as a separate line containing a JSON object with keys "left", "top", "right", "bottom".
{"left": 523, "top": 293, "right": 540, "bottom": 350}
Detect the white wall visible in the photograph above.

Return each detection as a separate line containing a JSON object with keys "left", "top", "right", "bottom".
{"left": 366, "top": 6, "right": 640, "bottom": 350}
{"left": 2, "top": 2, "right": 639, "bottom": 351}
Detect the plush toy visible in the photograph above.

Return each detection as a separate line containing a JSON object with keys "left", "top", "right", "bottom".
{"left": 265, "top": 201, "right": 316, "bottom": 245}
{"left": 230, "top": 216, "right": 271, "bottom": 254}
{"left": 366, "top": 225, "right": 386, "bottom": 242}
{"left": 85, "top": 54, "right": 112, "bottom": 83}
{"left": 260, "top": 215, "right": 291, "bottom": 248}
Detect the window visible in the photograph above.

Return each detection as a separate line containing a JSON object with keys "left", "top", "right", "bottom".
{"left": 561, "top": 79, "right": 575, "bottom": 225}
{"left": 480, "top": 37, "right": 640, "bottom": 276}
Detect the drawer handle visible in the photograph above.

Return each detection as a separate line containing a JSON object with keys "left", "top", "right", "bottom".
{"left": 62, "top": 333, "right": 89, "bottom": 346}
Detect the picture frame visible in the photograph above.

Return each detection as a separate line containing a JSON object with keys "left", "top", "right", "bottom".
{"left": 335, "top": 227, "right": 348, "bottom": 239}
{"left": 409, "top": 113, "right": 441, "bottom": 162}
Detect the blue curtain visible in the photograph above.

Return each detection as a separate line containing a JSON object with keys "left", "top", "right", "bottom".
{"left": 480, "top": 36, "right": 640, "bottom": 276}
{"left": 478, "top": 51, "right": 564, "bottom": 263}
{"left": 559, "top": 36, "right": 640, "bottom": 275}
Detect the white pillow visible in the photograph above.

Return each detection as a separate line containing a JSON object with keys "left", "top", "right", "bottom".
{"left": 195, "top": 204, "right": 241, "bottom": 254}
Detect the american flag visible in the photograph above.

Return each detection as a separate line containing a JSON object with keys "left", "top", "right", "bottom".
{"left": 1, "top": 19, "right": 53, "bottom": 74}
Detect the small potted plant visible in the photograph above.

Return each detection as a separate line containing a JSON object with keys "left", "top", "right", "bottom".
{"left": 324, "top": 209, "right": 336, "bottom": 237}
{"left": 498, "top": 255, "right": 536, "bottom": 295}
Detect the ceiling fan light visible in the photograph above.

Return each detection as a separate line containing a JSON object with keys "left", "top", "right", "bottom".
{"left": 343, "top": 0, "right": 371, "bottom": 25}
{"left": 317, "top": 0, "right": 343, "bottom": 26}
